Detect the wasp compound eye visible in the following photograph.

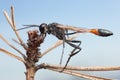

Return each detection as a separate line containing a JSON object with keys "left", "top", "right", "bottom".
{"left": 90, "top": 29, "right": 113, "bottom": 37}
{"left": 98, "top": 29, "right": 113, "bottom": 37}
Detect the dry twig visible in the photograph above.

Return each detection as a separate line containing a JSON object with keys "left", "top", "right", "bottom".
{"left": 3, "top": 6, "right": 27, "bottom": 50}
{"left": 0, "top": 48, "right": 25, "bottom": 63}
{"left": 37, "top": 63, "right": 120, "bottom": 71}
{"left": 47, "top": 68, "right": 111, "bottom": 80}
{"left": 36, "top": 63, "right": 112, "bottom": 80}
{"left": 0, "top": 34, "right": 26, "bottom": 58}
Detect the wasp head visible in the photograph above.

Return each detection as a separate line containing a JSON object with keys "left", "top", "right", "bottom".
{"left": 39, "top": 23, "right": 48, "bottom": 34}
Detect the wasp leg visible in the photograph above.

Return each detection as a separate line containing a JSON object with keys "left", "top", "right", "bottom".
{"left": 61, "top": 40, "right": 81, "bottom": 71}
{"left": 65, "top": 31, "right": 78, "bottom": 35}
{"left": 59, "top": 36, "right": 66, "bottom": 65}
{"left": 70, "top": 40, "right": 81, "bottom": 44}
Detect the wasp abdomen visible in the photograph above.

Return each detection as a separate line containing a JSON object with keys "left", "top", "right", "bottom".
{"left": 90, "top": 29, "right": 113, "bottom": 37}
{"left": 98, "top": 29, "right": 113, "bottom": 37}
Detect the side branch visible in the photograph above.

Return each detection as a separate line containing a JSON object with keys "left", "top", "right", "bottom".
{"left": 36, "top": 63, "right": 120, "bottom": 71}
{"left": 3, "top": 6, "right": 27, "bottom": 50}
{"left": 10, "top": 6, "right": 23, "bottom": 44}
{"left": 0, "top": 48, "right": 26, "bottom": 63}
{"left": 46, "top": 68, "right": 111, "bottom": 80}
{"left": 0, "top": 34, "right": 26, "bottom": 58}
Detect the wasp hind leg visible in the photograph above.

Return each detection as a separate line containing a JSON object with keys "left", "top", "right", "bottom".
{"left": 60, "top": 40, "right": 81, "bottom": 72}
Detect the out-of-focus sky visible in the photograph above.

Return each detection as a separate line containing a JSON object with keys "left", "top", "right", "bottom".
{"left": 0, "top": 0, "right": 120, "bottom": 80}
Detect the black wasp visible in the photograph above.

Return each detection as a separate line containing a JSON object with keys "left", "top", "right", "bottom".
{"left": 17, "top": 23, "right": 81, "bottom": 70}
{"left": 17, "top": 22, "right": 113, "bottom": 71}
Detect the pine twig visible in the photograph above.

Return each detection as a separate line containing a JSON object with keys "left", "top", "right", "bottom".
{"left": 3, "top": 6, "right": 27, "bottom": 50}
{"left": 36, "top": 63, "right": 112, "bottom": 80}
{"left": 10, "top": 6, "right": 23, "bottom": 44}
{"left": 37, "top": 63, "right": 120, "bottom": 71}
{"left": 0, "top": 48, "right": 25, "bottom": 63}
{"left": 3, "top": 11, "right": 13, "bottom": 29}
{"left": 47, "top": 68, "right": 111, "bottom": 80}
{"left": 12, "top": 38, "right": 22, "bottom": 46}
{"left": 0, "top": 34, "right": 26, "bottom": 59}
{"left": 11, "top": 6, "right": 16, "bottom": 29}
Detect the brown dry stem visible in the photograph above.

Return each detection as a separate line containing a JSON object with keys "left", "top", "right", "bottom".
{"left": 0, "top": 34, "right": 26, "bottom": 58}
{"left": 0, "top": 48, "right": 25, "bottom": 63}
{"left": 47, "top": 68, "right": 111, "bottom": 80}
{"left": 37, "top": 63, "right": 120, "bottom": 71}
{"left": 3, "top": 6, "right": 27, "bottom": 50}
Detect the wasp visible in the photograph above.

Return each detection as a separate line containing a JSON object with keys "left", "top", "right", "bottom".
{"left": 17, "top": 22, "right": 113, "bottom": 71}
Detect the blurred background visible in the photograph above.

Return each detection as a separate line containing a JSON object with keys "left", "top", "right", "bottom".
{"left": 0, "top": 0, "right": 120, "bottom": 80}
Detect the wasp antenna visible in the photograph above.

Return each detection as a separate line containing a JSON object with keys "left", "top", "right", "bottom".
{"left": 23, "top": 25, "right": 39, "bottom": 27}
{"left": 16, "top": 26, "right": 33, "bottom": 31}
{"left": 16, "top": 25, "right": 39, "bottom": 31}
